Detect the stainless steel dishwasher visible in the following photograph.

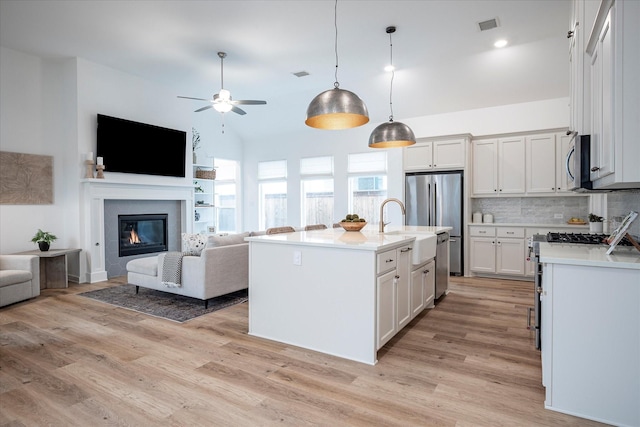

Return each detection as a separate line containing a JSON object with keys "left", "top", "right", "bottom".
{"left": 435, "top": 232, "right": 450, "bottom": 299}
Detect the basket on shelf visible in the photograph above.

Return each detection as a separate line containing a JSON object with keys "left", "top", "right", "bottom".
{"left": 195, "top": 168, "right": 216, "bottom": 180}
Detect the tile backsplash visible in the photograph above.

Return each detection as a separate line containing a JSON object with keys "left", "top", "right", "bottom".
{"left": 471, "top": 196, "right": 589, "bottom": 224}
{"left": 607, "top": 190, "right": 640, "bottom": 237}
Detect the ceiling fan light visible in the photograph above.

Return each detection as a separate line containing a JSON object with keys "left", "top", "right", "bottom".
{"left": 305, "top": 88, "right": 369, "bottom": 129}
{"left": 218, "top": 88, "right": 231, "bottom": 101}
{"left": 213, "top": 102, "right": 233, "bottom": 113}
{"left": 368, "top": 120, "right": 416, "bottom": 148}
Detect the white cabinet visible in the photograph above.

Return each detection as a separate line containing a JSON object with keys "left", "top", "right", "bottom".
{"left": 404, "top": 138, "right": 467, "bottom": 171}
{"left": 376, "top": 270, "right": 397, "bottom": 348}
{"left": 410, "top": 258, "right": 435, "bottom": 319}
{"left": 472, "top": 137, "right": 525, "bottom": 196}
{"left": 541, "top": 260, "right": 640, "bottom": 426}
{"left": 469, "top": 226, "right": 525, "bottom": 276}
{"left": 376, "top": 244, "right": 412, "bottom": 350}
{"left": 585, "top": 0, "right": 640, "bottom": 189}
{"left": 589, "top": 7, "right": 614, "bottom": 182}
{"left": 526, "top": 132, "right": 573, "bottom": 194}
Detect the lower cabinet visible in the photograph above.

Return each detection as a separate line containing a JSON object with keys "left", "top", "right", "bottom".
{"left": 377, "top": 270, "right": 397, "bottom": 348}
{"left": 376, "top": 244, "right": 419, "bottom": 350}
{"left": 469, "top": 226, "right": 525, "bottom": 276}
{"left": 411, "top": 259, "right": 436, "bottom": 317}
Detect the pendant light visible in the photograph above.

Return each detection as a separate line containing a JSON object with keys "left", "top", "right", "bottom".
{"left": 305, "top": 0, "right": 369, "bottom": 130}
{"left": 369, "top": 26, "right": 416, "bottom": 148}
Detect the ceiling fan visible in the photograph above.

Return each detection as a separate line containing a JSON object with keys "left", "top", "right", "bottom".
{"left": 178, "top": 52, "right": 266, "bottom": 115}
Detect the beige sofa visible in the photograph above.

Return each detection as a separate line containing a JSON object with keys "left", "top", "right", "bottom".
{"left": 126, "top": 232, "right": 251, "bottom": 307}
{"left": 0, "top": 254, "right": 40, "bottom": 308}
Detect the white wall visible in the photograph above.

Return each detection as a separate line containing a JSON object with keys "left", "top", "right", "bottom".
{"left": 241, "top": 98, "right": 570, "bottom": 232}
{"left": 0, "top": 47, "right": 70, "bottom": 254}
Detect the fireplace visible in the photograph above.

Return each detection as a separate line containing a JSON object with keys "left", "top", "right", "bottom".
{"left": 118, "top": 214, "right": 168, "bottom": 257}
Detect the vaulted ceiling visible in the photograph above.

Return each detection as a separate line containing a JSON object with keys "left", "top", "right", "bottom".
{"left": 0, "top": 0, "right": 571, "bottom": 139}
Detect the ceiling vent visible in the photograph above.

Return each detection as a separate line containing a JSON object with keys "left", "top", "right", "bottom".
{"left": 293, "top": 71, "right": 310, "bottom": 77}
{"left": 478, "top": 18, "right": 499, "bottom": 32}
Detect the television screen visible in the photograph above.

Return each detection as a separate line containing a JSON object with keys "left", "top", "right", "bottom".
{"left": 96, "top": 114, "right": 186, "bottom": 178}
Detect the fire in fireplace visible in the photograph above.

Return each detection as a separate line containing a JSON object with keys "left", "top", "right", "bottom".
{"left": 118, "top": 214, "right": 168, "bottom": 257}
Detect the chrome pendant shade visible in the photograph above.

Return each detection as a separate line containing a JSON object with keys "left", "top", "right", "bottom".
{"left": 369, "top": 26, "right": 416, "bottom": 148}
{"left": 368, "top": 119, "right": 416, "bottom": 148}
{"left": 305, "top": 0, "right": 369, "bottom": 130}
{"left": 305, "top": 87, "right": 369, "bottom": 129}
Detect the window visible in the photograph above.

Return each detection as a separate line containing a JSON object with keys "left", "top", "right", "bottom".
{"left": 258, "top": 160, "right": 287, "bottom": 230}
{"left": 347, "top": 152, "right": 387, "bottom": 224}
{"left": 300, "top": 156, "right": 334, "bottom": 227}
{"left": 213, "top": 158, "right": 238, "bottom": 233}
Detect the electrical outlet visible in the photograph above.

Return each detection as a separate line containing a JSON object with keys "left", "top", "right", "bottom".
{"left": 293, "top": 250, "right": 302, "bottom": 266}
{"left": 554, "top": 214, "right": 563, "bottom": 219}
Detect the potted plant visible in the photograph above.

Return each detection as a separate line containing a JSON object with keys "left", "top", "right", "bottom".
{"left": 31, "top": 229, "right": 57, "bottom": 251}
{"left": 588, "top": 213, "right": 604, "bottom": 233}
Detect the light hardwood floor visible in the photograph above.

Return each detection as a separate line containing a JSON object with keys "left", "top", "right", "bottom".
{"left": 0, "top": 276, "right": 606, "bottom": 426}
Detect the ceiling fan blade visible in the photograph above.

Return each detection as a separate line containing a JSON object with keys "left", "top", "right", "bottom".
{"left": 231, "top": 106, "right": 247, "bottom": 115}
{"left": 178, "top": 96, "right": 213, "bottom": 102}
{"left": 232, "top": 100, "right": 267, "bottom": 105}
{"left": 195, "top": 105, "right": 213, "bottom": 112}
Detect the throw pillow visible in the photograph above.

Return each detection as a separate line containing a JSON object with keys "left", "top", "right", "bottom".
{"left": 206, "top": 232, "right": 250, "bottom": 248}
{"left": 181, "top": 233, "right": 207, "bottom": 255}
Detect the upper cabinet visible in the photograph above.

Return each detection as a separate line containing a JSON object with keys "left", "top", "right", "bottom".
{"left": 472, "top": 137, "right": 525, "bottom": 196}
{"left": 526, "top": 132, "right": 573, "bottom": 194}
{"left": 403, "top": 137, "right": 468, "bottom": 171}
{"left": 572, "top": 0, "right": 640, "bottom": 189}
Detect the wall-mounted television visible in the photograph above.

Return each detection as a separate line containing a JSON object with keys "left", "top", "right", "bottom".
{"left": 96, "top": 114, "right": 186, "bottom": 178}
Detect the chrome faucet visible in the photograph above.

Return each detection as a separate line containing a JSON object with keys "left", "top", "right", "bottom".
{"left": 379, "top": 198, "right": 406, "bottom": 233}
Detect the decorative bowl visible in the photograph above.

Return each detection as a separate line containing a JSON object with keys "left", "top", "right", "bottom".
{"left": 340, "top": 221, "right": 367, "bottom": 232}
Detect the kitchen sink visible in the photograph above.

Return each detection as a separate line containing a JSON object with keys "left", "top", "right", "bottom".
{"left": 385, "top": 231, "right": 437, "bottom": 265}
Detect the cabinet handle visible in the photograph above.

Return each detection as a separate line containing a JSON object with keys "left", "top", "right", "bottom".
{"left": 395, "top": 275, "right": 400, "bottom": 280}
{"left": 423, "top": 269, "right": 430, "bottom": 274}
{"left": 591, "top": 166, "right": 600, "bottom": 172}
{"left": 506, "top": 231, "right": 514, "bottom": 234}
{"left": 567, "top": 30, "right": 574, "bottom": 38}
{"left": 386, "top": 259, "right": 394, "bottom": 263}
{"left": 479, "top": 231, "right": 486, "bottom": 234}
{"left": 401, "top": 248, "right": 412, "bottom": 253}
{"left": 433, "top": 164, "right": 436, "bottom": 167}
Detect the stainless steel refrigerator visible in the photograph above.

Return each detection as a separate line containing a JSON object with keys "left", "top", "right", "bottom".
{"left": 405, "top": 171, "right": 463, "bottom": 277}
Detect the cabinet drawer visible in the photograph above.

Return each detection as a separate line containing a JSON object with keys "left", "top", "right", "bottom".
{"left": 377, "top": 249, "right": 397, "bottom": 274}
{"left": 497, "top": 227, "right": 525, "bottom": 238}
{"left": 469, "top": 226, "right": 496, "bottom": 237}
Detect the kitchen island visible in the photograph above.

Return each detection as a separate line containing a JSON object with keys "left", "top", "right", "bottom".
{"left": 246, "top": 225, "right": 451, "bottom": 365}
{"left": 539, "top": 243, "right": 640, "bottom": 427}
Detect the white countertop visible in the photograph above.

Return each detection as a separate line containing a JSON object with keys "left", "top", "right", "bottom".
{"left": 539, "top": 242, "right": 640, "bottom": 270}
{"left": 469, "top": 222, "right": 590, "bottom": 229}
{"left": 245, "top": 225, "right": 452, "bottom": 252}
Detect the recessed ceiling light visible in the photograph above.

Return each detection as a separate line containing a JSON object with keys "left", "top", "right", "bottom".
{"left": 384, "top": 65, "right": 395, "bottom": 72}
{"left": 293, "top": 71, "right": 310, "bottom": 77}
{"left": 494, "top": 39, "right": 508, "bottom": 48}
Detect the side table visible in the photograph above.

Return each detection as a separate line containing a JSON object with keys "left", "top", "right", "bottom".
{"left": 12, "top": 248, "right": 81, "bottom": 289}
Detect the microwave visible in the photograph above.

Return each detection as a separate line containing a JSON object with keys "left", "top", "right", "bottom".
{"left": 567, "top": 134, "right": 593, "bottom": 192}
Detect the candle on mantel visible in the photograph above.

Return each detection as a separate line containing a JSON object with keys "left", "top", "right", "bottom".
{"left": 86, "top": 152, "right": 94, "bottom": 161}
{"left": 97, "top": 157, "right": 103, "bottom": 166}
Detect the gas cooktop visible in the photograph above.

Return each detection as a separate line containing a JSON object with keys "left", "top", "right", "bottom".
{"left": 546, "top": 232, "right": 632, "bottom": 246}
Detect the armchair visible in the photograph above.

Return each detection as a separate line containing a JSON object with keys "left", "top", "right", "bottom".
{"left": 0, "top": 255, "right": 40, "bottom": 307}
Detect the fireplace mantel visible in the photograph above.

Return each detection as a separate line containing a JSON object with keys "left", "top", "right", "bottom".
{"left": 82, "top": 179, "right": 194, "bottom": 283}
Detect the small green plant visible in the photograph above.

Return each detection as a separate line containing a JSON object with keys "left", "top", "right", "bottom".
{"left": 588, "top": 213, "right": 604, "bottom": 222}
{"left": 31, "top": 229, "right": 57, "bottom": 244}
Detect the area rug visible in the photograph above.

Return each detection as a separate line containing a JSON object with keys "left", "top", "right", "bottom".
{"left": 79, "top": 284, "right": 248, "bottom": 323}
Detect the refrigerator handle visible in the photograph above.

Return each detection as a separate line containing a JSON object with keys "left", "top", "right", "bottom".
{"left": 426, "top": 182, "right": 430, "bottom": 225}
{"left": 433, "top": 182, "right": 437, "bottom": 226}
